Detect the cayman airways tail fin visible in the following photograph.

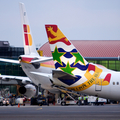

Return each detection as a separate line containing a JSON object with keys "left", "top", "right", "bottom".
{"left": 45, "top": 25, "right": 112, "bottom": 88}
{"left": 45, "top": 25, "right": 88, "bottom": 76}
{"left": 19, "top": 3, "right": 39, "bottom": 56}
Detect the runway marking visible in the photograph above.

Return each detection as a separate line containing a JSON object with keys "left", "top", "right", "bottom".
{"left": 37, "top": 107, "right": 42, "bottom": 110}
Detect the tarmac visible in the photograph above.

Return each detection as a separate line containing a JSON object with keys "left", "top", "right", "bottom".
{"left": 0, "top": 103, "right": 120, "bottom": 120}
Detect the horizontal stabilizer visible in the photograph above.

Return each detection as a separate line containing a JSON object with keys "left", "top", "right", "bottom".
{"left": 30, "top": 57, "right": 53, "bottom": 63}
{"left": 31, "top": 72, "right": 51, "bottom": 78}
{"left": 0, "top": 58, "right": 19, "bottom": 64}
{"left": 52, "top": 70, "right": 77, "bottom": 79}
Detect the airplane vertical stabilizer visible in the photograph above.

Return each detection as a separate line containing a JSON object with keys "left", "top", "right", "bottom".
{"left": 19, "top": 3, "right": 39, "bottom": 56}
{"left": 45, "top": 25, "right": 112, "bottom": 90}
{"left": 45, "top": 25, "right": 88, "bottom": 76}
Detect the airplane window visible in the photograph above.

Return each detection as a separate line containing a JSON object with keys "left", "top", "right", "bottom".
{"left": 113, "top": 82, "right": 115, "bottom": 85}
{"left": 117, "top": 82, "right": 119, "bottom": 85}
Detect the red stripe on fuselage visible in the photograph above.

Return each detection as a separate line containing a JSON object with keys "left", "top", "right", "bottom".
{"left": 21, "top": 57, "right": 33, "bottom": 63}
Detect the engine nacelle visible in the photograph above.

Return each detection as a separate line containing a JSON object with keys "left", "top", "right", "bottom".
{"left": 19, "top": 84, "right": 36, "bottom": 98}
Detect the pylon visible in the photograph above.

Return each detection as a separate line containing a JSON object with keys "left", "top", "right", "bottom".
{"left": 18, "top": 103, "right": 20, "bottom": 108}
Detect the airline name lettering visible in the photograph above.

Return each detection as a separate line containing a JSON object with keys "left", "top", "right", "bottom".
{"left": 68, "top": 71, "right": 100, "bottom": 91}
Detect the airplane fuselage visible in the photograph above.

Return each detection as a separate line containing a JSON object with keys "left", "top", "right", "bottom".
{"left": 19, "top": 55, "right": 60, "bottom": 93}
{"left": 50, "top": 63, "right": 120, "bottom": 101}
{"left": 19, "top": 55, "right": 120, "bottom": 101}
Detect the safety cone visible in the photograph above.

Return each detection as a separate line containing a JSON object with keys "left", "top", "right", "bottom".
{"left": 18, "top": 103, "right": 20, "bottom": 108}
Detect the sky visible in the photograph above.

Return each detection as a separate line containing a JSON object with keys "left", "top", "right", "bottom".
{"left": 0, "top": 0, "right": 120, "bottom": 48}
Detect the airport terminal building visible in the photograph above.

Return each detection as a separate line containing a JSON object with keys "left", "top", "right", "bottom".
{"left": 0, "top": 41, "right": 25, "bottom": 95}
{"left": 0, "top": 40, "right": 120, "bottom": 95}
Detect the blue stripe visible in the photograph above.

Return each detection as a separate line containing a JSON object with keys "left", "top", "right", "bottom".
{"left": 58, "top": 48, "right": 66, "bottom": 52}
{"left": 71, "top": 49, "right": 77, "bottom": 52}
{"left": 71, "top": 63, "right": 89, "bottom": 71}
{"left": 64, "top": 52, "right": 73, "bottom": 58}
{"left": 58, "top": 48, "right": 77, "bottom": 53}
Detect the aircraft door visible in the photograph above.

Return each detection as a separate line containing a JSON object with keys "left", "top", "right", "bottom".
{"left": 95, "top": 77, "right": 102, "bottom": 91}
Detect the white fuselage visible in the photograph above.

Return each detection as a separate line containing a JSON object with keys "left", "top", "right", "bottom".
{"left": 19, "top": 55, "right": 59, "bottom": 93}
{"left": 82, "top": 71, "right": 120, "bottom": 100}
{"left": 82, "top": 68, "right": 120, "bottom": 100}
{"left": 20, "top": 55, "right": 120, "bottom": 101}
{"left": 49, "top": 64, "right": 120, "bottom": 101}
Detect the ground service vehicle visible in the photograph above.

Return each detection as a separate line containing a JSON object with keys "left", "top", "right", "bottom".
{"left": 31, "top": 96, "right": 48, "bottom": 106}
{"left": 37, "top": 97, "right": 48, "bottom": 106}
{"left": 61, "top": 96, "right": 77, "bottom": 106}
{"left": 2, "top": 98, "right": 9, "bottom": 106}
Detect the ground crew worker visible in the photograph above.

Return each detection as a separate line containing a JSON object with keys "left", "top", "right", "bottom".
{"left": 84, "top": 96, "right": 88, "bottom": 105}
{"left": 86, "top": 96, "right": 88, "bottom": 104}
{"left": 95, "top": 97, "right": 99, "bottom": 105}
{"left": 78, "top": 96, "right": 81, "bottom": 105}
{"left": 81, "top": 96, "right": 84, "bottom": 105}
{"left": 38, "top": 92, "right": 42, "bottom": 97}
{"left": 84, "top": 96, "right": 86, "bottom": 105}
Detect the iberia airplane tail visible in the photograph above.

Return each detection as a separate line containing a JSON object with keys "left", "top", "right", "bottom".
{"left": 45, "top": 24, "right": 89, "bottom": 75}
{"left": 19, "top": 3, "right": 39, "bottom": 56}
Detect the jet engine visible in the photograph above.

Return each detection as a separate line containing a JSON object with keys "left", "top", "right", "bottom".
{"left": 19, "top": 84, "right": 36, "bottom": 98}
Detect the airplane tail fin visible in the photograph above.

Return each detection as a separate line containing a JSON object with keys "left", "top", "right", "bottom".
{"left": 45, "top": 25, "right": 89, "bottom": 75}
{"left": 45, "top": 25, "right": 112, "bottom": 88}
{"left": 19, "top": 3, "right": 39, "bottom": 56}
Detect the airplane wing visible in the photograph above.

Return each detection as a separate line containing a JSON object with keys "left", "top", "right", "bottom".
{"left": 0, "top": 74, "right": 37, "bottom": 98}
{"left": 30, "top": 57, "right": 53, "bottom": 64}
{"left": 0, "top": 58, "right": 19, "bottom": 64}
{"left": 0, "top": 75, "right": 32, "bottom": 84}
{"left": 0, "top": 57, "right": 53, "bottom": 64}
